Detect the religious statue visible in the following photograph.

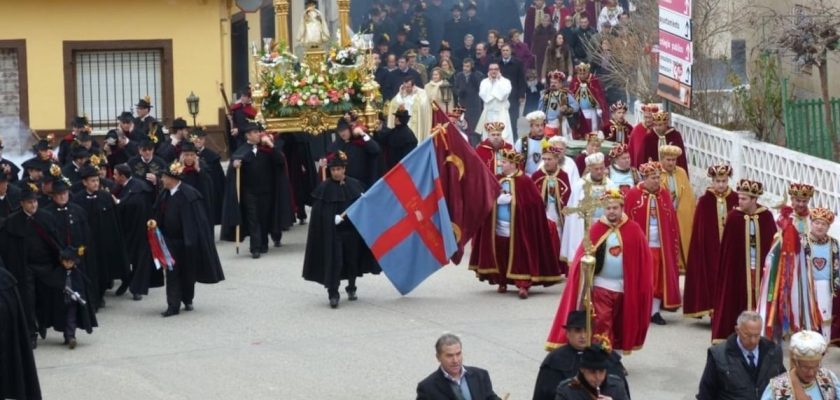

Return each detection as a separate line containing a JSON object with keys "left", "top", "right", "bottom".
{"left": 297, "top": 0, "right": 330, "bottom": 47}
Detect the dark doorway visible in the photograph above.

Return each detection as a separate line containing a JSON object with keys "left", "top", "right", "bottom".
{"left": 231, "top": 13, "right": 249, "bottom": 97}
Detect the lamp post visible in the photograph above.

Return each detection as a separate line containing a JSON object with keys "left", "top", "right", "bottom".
{"left": 439, "top": 80, "right": 452, "bottom": 113}
{"left": 186, "top": 91, "right": 200, "bottom": 127}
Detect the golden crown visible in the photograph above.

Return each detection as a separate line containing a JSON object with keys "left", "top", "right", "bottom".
{"left": 600, "top": 188, "right": 625, "bottom": 203}
{"left": 609, "top": 143, "right": 628, "bottom": 158}
{"left": 788, "top": 182, "right": 815, "bottom": 199}
{"left": 49, "top": 163, "right": 62, "bottom": 177}
{"left": 585, "top": 131, "right": 604, "bottom": 145}
{"left": 810, "top": 207, "right": 835, "bottom": 225}
{"left": 547, "top": 69, "right": 566, "bottom": 82}
{"left": 737, "top": 179, "right": 763, "bottom": 197}
{"left": 706, "top": 164, "right": 733, "bottom": 178}
{"left": 484, "top": 121, "right": 505, "bottom": 133}
{"left": 574, "top": 62, "right": 591, "bottom": 74}
{"left": 658, "top": 144, "right": 682, "bottom": 158}
{"left": 609, "top": 100, "right": 628, "bottom": 113}
{"left": 638, "top": 161, "right": 662, "bottom": 177}
{"left": 540, "top": 138, "right": 563, "bottom": 155}
{"left": 500, "top": 148, "right": 524, "bottom": 164}
{"left": 652, "top": 111, "right": 670, "bottom": 123}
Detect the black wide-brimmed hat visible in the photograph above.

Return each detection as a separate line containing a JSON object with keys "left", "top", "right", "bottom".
{"left": 138, "top": 137, "right": 156, "bottom": 150}
{"left": 71, "top": 116, "right": 89, "bottom": 129}
{"left": 180, "top": 141, "right": 198, "bottom": 154}
{"left": 70, "top": 147, "right": 90, "bottom": 160}
{"left": 20, "top": 182, "right": 39, "bottom": 200}
{"left": 326, "top": 151, "right": 348, "bottom": 168}
{"left": 52, "top": 178, "right": 71, "bottom": 193}
{"left": 59, "top": 246, "right": 82, "bottom": 263}
{"left": 75, "top": 131, "right": 93, "bottom": 143}
{"left": 564, "top": 310, "right": 587, "bottom": 330}
{"left": 394, "top": 106, "right": 411, "bottom": 124}
{"left": 162, "top": 161, "right": 184, "bottom": 180}
{"left": 580, "top": 345, "right": 610, "bottom": 370}
{"left": 242, "top": 122, "right": 261, "bottom": 135}
{"left": 191, "top": 126, "right": 207, "bottom": 138}
{"left": 171, "top": 118, "right": 189, "bottom": 131}
{"left": 118, "top": 111, "right": 134, "bottom": 123}
{"left": 79, "top": 165, "right": 99, "bottom": 180}
{"left": 33, "top": 138, "right": 51, "bottom": 152}
{"left": 136, "top": 97, "right": 153, "bottom": 109}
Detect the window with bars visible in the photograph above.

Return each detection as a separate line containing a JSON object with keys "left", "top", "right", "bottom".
{"left": 74, "top": 49, "right": 163, "bottom": 131}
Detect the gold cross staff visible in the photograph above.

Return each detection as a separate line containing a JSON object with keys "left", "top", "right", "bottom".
{"left": 561, "top": 180, "right": 604, "bottom": 342}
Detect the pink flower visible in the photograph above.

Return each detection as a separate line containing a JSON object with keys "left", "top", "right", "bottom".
{"left": 288, "top": 93, "right": 301, "bottom": 105}
{"left": 328, "top": 89, "right": 341, "bottom": 102}
{"left": 306, "top": 95, "right": 321, "bottom": 106}
{"left": 347, "top": 88, "right": 356, "bottom": 95}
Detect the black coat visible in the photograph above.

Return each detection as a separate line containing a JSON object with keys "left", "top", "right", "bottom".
{"left": 42, "top": 266, "right": 97, "bottom": 336}
{"left": 302, "top": 177, "right": 380, "bottom": 288}
{"left": 0, "top": 265, "right": 42, "bottom": 400}
{"left": 155, "top": 141, "right": 179, "bottom": 164}
{"left": 133, "top": 115, "right": 164, "bottom": 145}
{"left": 327, "top": 137, "right": 382, "bottom": 188}
{"left": 115, "top": 177, "right": 162, "bottom": 295}
{"left": 104, "top": 134, "right": 140, "bottom": 169}
{"left": 61, "top": 162, "right": 85, "bottom": 193}
{"left": 71, "top": 190, "right": 131, "bottom": 284}
{"left": 198, "top": 147, "right": 226, "bottom": 225}
{"left": 0, "top": 184, "right": 21, "bottom": 222}
{"left": 416, "top": 366, "right": 501, "bottom": 400}
{"left": 180, "top": 163, "right": 215, "bottom": 230}
{"left": 556, "top": 375, "right": 629, "bottom": 400}
{"left": 533, "top": 345, "right": 629, "bottom": 400}
{"left": 386, "top": 68, "right": 424, "bottom": 100}
{"left": 697, "top": 334, "right": 785, "bottom": 400}
{"left": 127, "top": 155, "right": 167, "bottom": 183}
{"left": 154, "top": 183, "right": 224, "bottom": 285}
{"left": 1, "top": 157, "right": 21, "bottom": 184}
{"left": 499, "top": 57, "right": 528, "bottom": 100}
{"left": 282, "top": 133, "right": 318, "bottom": 216}
{"left": 375, "top": 123, "right": 418, "bottom": 170}
{"left": 453, "top": 70, "right": 485, "bottom": 132}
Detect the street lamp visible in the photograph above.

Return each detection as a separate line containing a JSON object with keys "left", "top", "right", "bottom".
{"left": 186, "top": 91, "right": 200, "bottom": 126}
{"left": 439, "top": 80, "right": 452, "bottom": 112}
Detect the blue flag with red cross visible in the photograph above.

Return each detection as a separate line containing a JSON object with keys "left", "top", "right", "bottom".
{"left": 345, "top": 139, "right": 458, "bottom": 295}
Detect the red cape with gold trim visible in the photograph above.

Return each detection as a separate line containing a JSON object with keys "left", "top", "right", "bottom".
{"left": 624, "top": 185, "right": 682, "bottom": 309}
{"left": 545, "top": 215, "right": 653, "bottom": 351}
{"left": 601, "top": 119, "right": 634, "bottom": 144}
{"left": 683, "top": 189, "right": 737, "bottom": 317}
{"left": 641, "top": 128, "right": 688, "bottom": 171}
{"left": 468, "top": 172, "right": 563, "bottom": 285}
{"left": 628, "top": 122, "right": 649, "bottom": 168}
{"left": 475, "top": 140, "right": 513, "bottom": 177}
{"left": 569, "top": 74, "right": 610, "bottom": 122}
{"left": 532, "top": 167, "right": 572, "bottom": 274}
{"left": 711, "top": 206, "right": 777, "bottom": 342}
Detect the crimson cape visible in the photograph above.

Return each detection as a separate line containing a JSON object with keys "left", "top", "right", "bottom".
{"left": 532, "top": 167, "right": 572, "bottom": 274}
{"left": 683, "top": 189, "right": 737, "bottom": 317}
{"left": 468, "top": 172, "right": 562, "bottom": 285}
{"left": 624, "top": 185, "right": 682, "bottom": 309}
{"left": 711, "top": 206, "right": 777, "bottom": 342}
{"left": 475, "top": 140, "right": 513, "bottom": 178}
{"left": 602, "top": 119, "right": 634, "bottom": 144}
{"left": 640, "top": 128, "right": 688, "bottom": 171}
{"left": 628, "top": 122, "right": 649, "bottom": 168}
{"left": 569, "top": 74, "right": 610, "bottom": 122}
{"left": 545, "top": 215, "right": 653, "bottom": 352}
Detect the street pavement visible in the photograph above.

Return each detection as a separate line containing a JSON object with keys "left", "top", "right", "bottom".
{"left": 31, "top": 221, "right": 840, "bottom": 399}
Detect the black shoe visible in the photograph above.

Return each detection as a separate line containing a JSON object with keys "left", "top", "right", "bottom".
{"left": 298, "top": 218, "right": 307, "bottom": 225}
{"left": 184, "top": 303, "right": 194, "bottom": 311}
{"left": 260, "top": 247, "right": 268, "bottom": 254}
{"left": 347, "top": 289, "right": 358, "bottom": 301}
{"left": 161, "top": 307, "right": 180, "bottom": 317}
{"left": 115, "top": 282, "right": 129, "bottom": 296}
{"left": 651, "top": 313, "right": 667, "bottom": 325}
{"left": 251, "top": 252, "right": 261, "bottom": 259}
{"left": 329, "top": 297, "right": 339, "bottom": 308}
{"left": 67, "top": 338, "right": 77, "bottom": 350}
{"left": 274, "top": 240, "right": 282, "bottom": 248}
{"left": 132, "top": 293, "right": 143, "bottom": 301}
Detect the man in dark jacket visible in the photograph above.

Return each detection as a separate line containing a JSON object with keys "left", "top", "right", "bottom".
{"left": 555, "top": 345, "right": 629, "bottom": 400}
{"left": 375, "top": 106, "right": 417, "bottom": 170}
{"left": 533, "top": 311, "right": 628, "bottom": 400}
{"left": 324, "top": 120, "right": 382, "bottom": 188}
{"left": 386, "top": 56, "right": 424, "bottom": 100}
{"left": 113, "top": 164, "right": 160, "bottom": 301}
{"left": 416, "top": 333, "right": 501, "bottom": 400}
{"left": 697, "top": 310, "right": 786, "bottom": 400}
{"left": 499, "top": 44, "right": 527, "bottom": 135}
{"left": 192, "top": 128, "right": 225, "bottom": 226}
{"left": 453, "top": 57, "right": 485, "bottom": 132}
{"left": 0, "top": 261, "right": 42, "bottom": 400}
{"left": 0, "top": 173, "right": 21, "bottom": 222}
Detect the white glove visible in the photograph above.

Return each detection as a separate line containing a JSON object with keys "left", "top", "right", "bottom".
{"left": 497, "top": 193, "right": 512, "bottom": 205}
{"left": 596, "top": 108, "right": 603, "bottom": 117}
{"left": 334, "top": 215, "right": 344, "bottom": 225}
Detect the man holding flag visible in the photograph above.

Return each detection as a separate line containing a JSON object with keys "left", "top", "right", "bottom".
{"left": 468, "top": 146, "right": 563, "bottom": 299}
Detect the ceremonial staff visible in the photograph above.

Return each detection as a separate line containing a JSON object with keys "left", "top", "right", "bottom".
{"left": 561, "top": 180, "right": 604, "bottom": 342}
{"left": 235, "top": 162, "right": 241, "bottom": 255}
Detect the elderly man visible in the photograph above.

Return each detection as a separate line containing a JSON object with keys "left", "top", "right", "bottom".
{"left": 476, "top": 62, "right": 514, "bottom": 144}
{"left": 762, "top": 330, "right": 840, "bottom": 399}
{"left": 555, "top": 343, "right": 630, "bottom": 400}
{"left": 697, "top": 310, "right": 786, "bottom": 400}
{"left": 416, "top": 334, "right": 501, "bottom": 400}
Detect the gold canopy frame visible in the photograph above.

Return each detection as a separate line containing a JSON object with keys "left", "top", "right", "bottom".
{"left": 252, "top": 0, "right": 380, "bottom": 135}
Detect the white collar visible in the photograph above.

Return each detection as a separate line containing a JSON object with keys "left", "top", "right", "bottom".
{"left": 169, "top": 182, "right": 181, "bottom": 195}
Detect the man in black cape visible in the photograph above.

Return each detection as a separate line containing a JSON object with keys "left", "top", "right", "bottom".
{"left": 0, "top": 260, "right": 42, "bottom": 399}
{"left": 0, "top": 172, "right": 21, "bottom": 222}
{"left": 156, "top": 117, "right": 190, "bottom": 163}
{"left": 112, "top": 163, "right": 161, "bottom": 301}
{"left": 302, "top": 151, "right": 380, "bottom": 308}
{"left": 154, "top": 161, "right": 224, "bottom": 317}
{"left": 104, "top": 111, "right": 142, "bottom": 159}
{"left": 0, "top": 183, "right": 63, "bottom": 348}
{"left": 127, "top": 138, "right": 167, "bottom": 188}
{"left": 40, "top": 246, "right": 97, "bottom": 349}
{"left": 21, "top": 137, "right": 54, "bottom": 181}
{"left": 555, "top": 344, "right": 630, "bottom": 400}
{"left": 221, "top": 125, "right": 294, "bottom": 255}
{"left": 177, "top": 141, "right": 215, "bottom": 227}
{"left": 61, "top": 146, "right": 89, "bottom": 192}
{"left": 133, "top": 97, "right": 164, "bottom": 146}
{"left": 324, "top": 119, "right": 382, "bottom": 188}
{"left": 71, "top": 165, "right": 130, "bottom": 304}
{"left": 375, "top": 105, "right": 418, "bottom": 170}
{"left": 282, "top": 132, "right": 318, "bottom": 225}
{"left": 0, "top": 137, "right": 21, "bottom": 184}
{"left": 192, "top": 127, "right": 225, "bottom": 226}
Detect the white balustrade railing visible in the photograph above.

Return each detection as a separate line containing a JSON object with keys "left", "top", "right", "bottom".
{"left": 633, "top": 101, "right": 840, "bottom": 237}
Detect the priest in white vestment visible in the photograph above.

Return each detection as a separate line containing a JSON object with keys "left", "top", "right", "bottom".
{"left": 387, "top": 78, "right": 433, "bottom": 141}
{"left": 476, "top": 63, "right": 514, "bottom": 144}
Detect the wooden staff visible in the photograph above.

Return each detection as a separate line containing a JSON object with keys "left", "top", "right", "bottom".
{"left": 235, "top": 163, "right": 241, "bottom": 255}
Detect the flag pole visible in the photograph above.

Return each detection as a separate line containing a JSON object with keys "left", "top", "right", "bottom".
{"left": 235, "top": 164, "right": 241, "bottom": 255}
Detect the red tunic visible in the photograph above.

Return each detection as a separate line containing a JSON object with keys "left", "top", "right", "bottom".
{"left": 624, "top": 185, "right": 682, "bottom": 309}
{"left": 532, "top": 167, "right": 571, "bottom": 274}
{"left": 468, "top": 171, "right": 563, "bottom": 286}
{"left": 683, "top": 189, "right": 738, "bottom": 317}
{"left": 545, "top": 215, "right": 653, "bottom": 352}
{"left": 475, "top": 140, "right": 513, "bottom": 177}
{"left": 601, "top": 119, "right": 634, "bottom": 144}
{"left": 711, "top": 206, "right": 777, "bottom": 342}
{"left": 569, "top": 74, "right": 610, "bottom": 122}
{"left": 640, "top": 128, "right": 688, "bottom": 171}
{"left": 628, "top": 122, "right": 650, "bottom": 167}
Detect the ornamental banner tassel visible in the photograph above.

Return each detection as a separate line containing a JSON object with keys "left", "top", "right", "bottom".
{"left": 147, "top": 220, "right": 175, "bottom": 271}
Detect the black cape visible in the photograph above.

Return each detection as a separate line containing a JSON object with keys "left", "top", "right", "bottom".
{"left": 198, "top": 147, "right": 225, "bottom": 225}
{"left": 126, "top": 155, "right": 167, "bottom": 181}
{"left": 1, "top": 158, "right": 21, "bottom": 184}
{"left": 302, "top": 177, "right": 380, "bottom": 288}
{"left": 40, "top": 266, "right": 98, "bottom": 336}
{"left": 282, "top": 133, "right": 318, "bottom": 220}
{"left": 0, "top": 264, "right": 42, "bottom": 400}
{"left": 71, "top": 190, "right": 131, "bottom": 288}
{"left": 115, "top": 177, "right": 163, "bottom": 295}
{"left": 533, "top": 346, "right": 629, "bottom": 400}
{"left": 154, "top": 183, "right": 224, "bottom": 284}
{"left": 326, "top": 138, "right": 382, "bottom": 188}
{"left": 0, "top": 184, "right": 21, "bottom": 222}
{"left": 374, "top": 123, "right": 418, "bottom": 171}
{"left": 179, "top": 162, "right": 215, "bottom": 233}
{"left": 556, "top": 375, "right": 629, "bottom": 400}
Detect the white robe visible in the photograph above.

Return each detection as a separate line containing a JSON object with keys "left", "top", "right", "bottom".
{"left": 560, "top": 174, "right": 616, "bottom": 261}
{"left": 297, "top": 7, "right": 331, "bottom": 46}
{"left": 387, "top": 88, "right": 433, "bottom": 141}
{"left": 476, "top": 76, "right": 514, "bottom": 144}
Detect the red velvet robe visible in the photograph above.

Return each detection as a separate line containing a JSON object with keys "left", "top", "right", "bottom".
{"left": 532, "top": 167, "right": 572, "bottom": 274}
{"left": 475, "top": 140, "right": 513, "bottom": 178}
{"left": 640, "top": 128, "right": 688, "bottom": 171}
{"left": 524, "top": 4, "right": 556, "bottom": 48}
{"left": 569, "top": 74, "right": 610, "bottom": 122}
{"left": 602, "top": 119, "right": 634, "bottom": 144}
{"left": 711, "top": 206, "right": 777, "bottom": 342}
{"left": 683, "top": 188, "right": 738, "bottom": 317}
{"left": 628, "top": 122, "right": 650, "bottom": 168}
{"left": 545, "top": 215, "right": 653, "bottom": 352}
{"left": 624, "top": 184, "right": 682, "bottom": 309}
{"left": 468, "top": 171, "right": 563, "bottom": 286}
